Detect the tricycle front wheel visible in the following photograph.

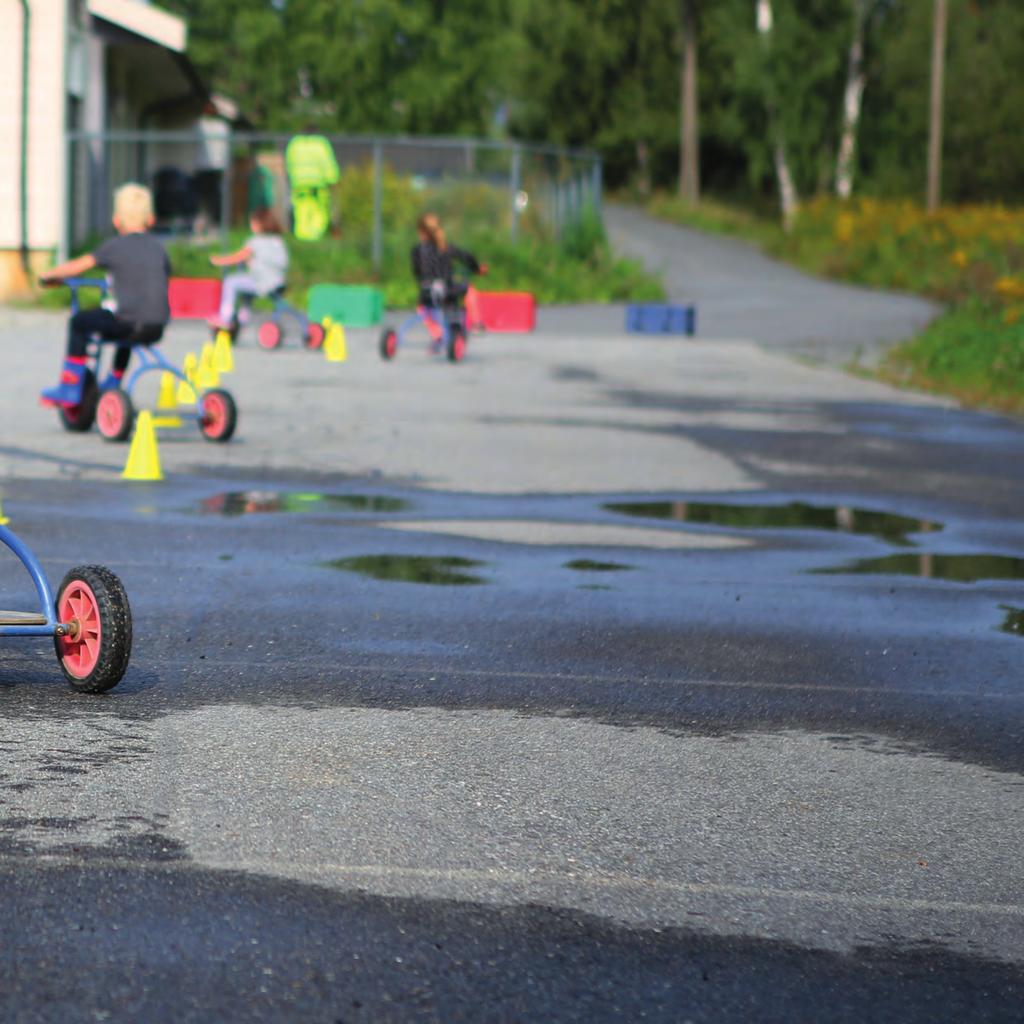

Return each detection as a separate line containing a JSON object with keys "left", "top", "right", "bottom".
{"left": 96, "top": 389, "right": 134, "bottom": 442}
{"left": 199, "top": 388, "right": 237, "bottom": 442}
{"left": 54, "top": 565, "right": 132, "bottom": 693}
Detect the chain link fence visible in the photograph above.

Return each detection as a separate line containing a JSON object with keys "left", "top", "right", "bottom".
{"left": 64, "top": 131, "right": 602, "bottom": 262}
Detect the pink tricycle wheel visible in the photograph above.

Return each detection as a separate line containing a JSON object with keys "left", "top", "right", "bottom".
{"left": 199, "top": 388, "right": 238, "bottom": 442}
{"left": 57, "top": 580, "right": 102, "bottom": 680}
{"left": 96, "top": 389, "right": 134, "bottom": 442}
{"left": 305, "top": 322, "right": 326, "bottom": 349}
{"left": 258, "top": 321, "right": 283, "bottom": 350}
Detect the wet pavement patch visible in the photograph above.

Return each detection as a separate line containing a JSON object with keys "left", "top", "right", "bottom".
{"left": 815, "top": 553, "right": 1024, "bottom": 584}
{"left": 604, "top": 500, "right": 939, "bottom": 546}
{"left": 998, "top": 605, "right": 1024, "bottom": 636}
{"left": 200, "top": 491, "right": 411, "bottom": 516}
{"left": 323, "top": 555, "right": 487, "bottom": 585}
{"left": 564, "top": 559, "right": 634, "bottom": 572}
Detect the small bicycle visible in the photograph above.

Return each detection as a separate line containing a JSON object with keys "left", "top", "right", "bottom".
{"left": 0, "top": 520, "right": 131, "bottom": 693}
{"left": 53, "top": 278, "right": 237, "bottom": 444}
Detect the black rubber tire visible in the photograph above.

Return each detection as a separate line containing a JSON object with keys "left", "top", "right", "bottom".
{"left": 200, "top": 388, "right": 237, "bottom": 443}
{"left": 379, "top": 329, "right": 398, "bottom": 361}
{"left": 58, "top": 369, "right": 99, "bottom": 433}
{"left": 96, "top": 388, "right": 135, "bottom": 442}
{"left": 54, "top": 565, "right": 132, "bottom": 694}
{"left": 447, "top": 325, "right": 467, "bottom": 363}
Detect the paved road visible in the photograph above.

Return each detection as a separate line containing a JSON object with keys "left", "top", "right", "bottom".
{"left": 0, "top": 236, "right": 1022, "bottom": 1020}
{"left": 598, "top": 204, "right": 941, "bottom": 365}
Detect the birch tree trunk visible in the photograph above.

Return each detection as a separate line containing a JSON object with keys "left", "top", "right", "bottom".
{"left": 679, "top": 0, "right": 700, "bottom": 203}
{"left": 835, "top": 0, "right": 867, "bottom": 199}
{"left": 927, "top": 0, "right": 948, "bottom": 211}
{"left": 757, "top": 0, "right": 799, "bottom": 228}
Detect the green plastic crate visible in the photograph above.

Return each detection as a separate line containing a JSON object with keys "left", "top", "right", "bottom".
{"left": 306, "top": 283, "right": 384, "bottom": 327}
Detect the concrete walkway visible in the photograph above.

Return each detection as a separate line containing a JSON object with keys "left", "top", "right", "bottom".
{"left": 603, "top": 204, "right": 940, "bottom": 366}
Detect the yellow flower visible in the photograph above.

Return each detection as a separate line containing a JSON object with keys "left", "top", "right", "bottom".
{"left": 1003, "top": 307, "right": 1021, "bottom": 326}
{"left": 950, "top": 249, "right": 969, "bottom": 267}
{"left": 834, "top": 212, "right": 855, "bottom": 244}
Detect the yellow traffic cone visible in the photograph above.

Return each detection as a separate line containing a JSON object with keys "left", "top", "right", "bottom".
{"left": 213, "top": 329, "right": 234, "bottom": 373}
{"left": 177, "top": 354, "right": 198, "bottom": 404}
{"left": 152, "top": 371, "right": 183, "bottom": 428}
{"left": 195, "top": 342, "right": 220, "bottom": 389}
{"left": 122, "top": 410, "right": 163, "bottom": 481}
{"left": 325, "top": 321, "right": 347, "bottom": 363}
{"left": 157, "top": 371, "right": 177, "bottom": 410}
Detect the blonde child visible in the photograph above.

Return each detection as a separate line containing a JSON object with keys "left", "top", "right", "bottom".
{"left": 39, "top": 183, "right": 170, "bottom": 404}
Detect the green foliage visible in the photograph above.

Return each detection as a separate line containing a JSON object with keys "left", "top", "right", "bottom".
{"left": 882, "top": 300, "right": 1024, "bottom": 413}
{"left": 161, "top": 0, "right": 1024, "bottom": 211}
{"left": 166, "top": 225, "right": 662, "bottom": 309}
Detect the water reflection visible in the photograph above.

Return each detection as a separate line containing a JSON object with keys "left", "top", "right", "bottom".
{"left": 816, "top": 553, "right": 1024, "bottom": 583}
{"left": 605, "top": 500, "right": 939, "bottom": 546}
{"left": 998, "top": 605, "right": 1024, "bottom": 636}
{"left": 201, "top": 491, "right": 411, "bottom": 516}
{"left": 323, "top": 554, "right": 487, "bottom": 585}
{"left": 564, "top": 559, "right": 633, "bottom": 572}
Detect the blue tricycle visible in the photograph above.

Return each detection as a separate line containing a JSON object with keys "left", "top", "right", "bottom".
{"left": 379, "top": 286, "right": 470, "bottom": 364}
{"left": 0, "top": 521, "right": 131, "bottom": 693}
{"left": 53, "top": 277, "right": 237, "bottom": 443}
{"left": 212, "top": 286, "right": 325, "bottom": 352}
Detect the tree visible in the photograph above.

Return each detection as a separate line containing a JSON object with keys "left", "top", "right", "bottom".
{"left": 926, "top": 0, "right": 947, "bottom": 210}
{"left": 835, "top": 0, "right": 867, "bottom": 198}
{"left": 679, "top": 0, "right": 700, "bottom": 202}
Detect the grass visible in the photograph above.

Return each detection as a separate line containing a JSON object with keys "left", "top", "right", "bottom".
{"left": 641, "top": 191, "right": 1024, "bottom": 414}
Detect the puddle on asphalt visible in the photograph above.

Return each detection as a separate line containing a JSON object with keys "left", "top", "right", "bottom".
{"left": 604, "top": 500, "right": 940, "bottom": 546}
{"left": 998, "top": 605, "right": 1024, "bottom": 636}
{"left": 200, "top": 491, "right": 411, "bottom": 516}
{"left": 815, "top": 553, "right": 1024, "bottom": 584}
{"left": 323, "top": 555, "right": 487, "bottom": 585}
{"left": 564, "top": 559, "right": 634, "bottom": 572}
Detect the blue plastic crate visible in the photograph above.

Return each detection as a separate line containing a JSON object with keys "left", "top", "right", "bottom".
{"left": 625, "top": 303, "right": 696, "bottom": 336}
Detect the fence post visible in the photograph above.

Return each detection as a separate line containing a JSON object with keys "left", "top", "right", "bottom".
{"left": 509, "top": 144, "right": 522, "bottom": 242}
{"left": 591, "top": 158, "right": 603, "bottom": 219}
{"left": 219, "top": 127, "right": 232, "bottom": 240}
{"left": 372, "top": 138, "right": 383, "bottom": 269}
{"left": 60, "top": 133, "right": 73, "bottom": 260}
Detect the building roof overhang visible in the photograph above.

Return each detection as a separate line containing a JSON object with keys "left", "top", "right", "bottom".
{"left": 86, "top": 0, "right": 186, "bottom": 53}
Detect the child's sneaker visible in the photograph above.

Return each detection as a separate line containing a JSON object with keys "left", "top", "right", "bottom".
{"left": 40, "top": 360, "right": 88, "bottom": 408}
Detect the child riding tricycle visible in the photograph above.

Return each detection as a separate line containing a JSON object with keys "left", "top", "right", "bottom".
{"left": 379, "top": 213, "right": 485, "bottom": 363}
{"left": 38, "top": 182, "right": 235, "bottom": 443}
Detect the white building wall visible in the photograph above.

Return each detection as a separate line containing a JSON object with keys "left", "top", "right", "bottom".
{"left": 0, "top": 0, "right": 67, "bottom": 251}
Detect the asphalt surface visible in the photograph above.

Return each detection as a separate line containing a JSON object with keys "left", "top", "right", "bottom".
{"left": 0, "top": 216, "right": 1022, "bottom": 1022}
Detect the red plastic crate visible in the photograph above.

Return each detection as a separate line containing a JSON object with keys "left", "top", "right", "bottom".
{"left": 168, "top": 277, "right": 222, "bottom": 320}
{"left": 474, "top": 291, "right": 536, "bottom": 333}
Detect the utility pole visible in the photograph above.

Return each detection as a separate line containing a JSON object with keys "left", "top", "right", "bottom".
{"left": 926, "top": 0, "right": 947, "bottom": 211}
{"left": 679, "top": 0, "right": 700, "bottom": 203}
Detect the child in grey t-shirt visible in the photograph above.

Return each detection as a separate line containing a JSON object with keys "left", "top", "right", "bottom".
{"left": 209, "top": 208, "right": 289, "bottom": 329}
{"left": 38, "top": 182, "right": 170, "bottom": 406}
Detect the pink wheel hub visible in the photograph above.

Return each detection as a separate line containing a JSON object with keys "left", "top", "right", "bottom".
{"left": 57, "top": 581, "right": 102, "bottom": 679}
{"left": 258, "top": 322, "right": 282, "bottom": 349}
{"left": 97, "top": 392, "right": 125, "bottom": 437}
{"left": 202, "top": 393, "right": 227, "bottom": 436}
